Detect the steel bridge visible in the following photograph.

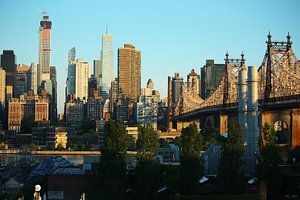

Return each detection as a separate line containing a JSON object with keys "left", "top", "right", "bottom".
{"left": 174, "top": 33, "right": 300, "bottom": 148}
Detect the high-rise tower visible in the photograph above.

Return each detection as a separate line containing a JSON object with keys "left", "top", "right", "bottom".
{"left": 37, "top": 14, "right": 52, "bottom": 86}
{"left": 118, "top": 44, "right": 141, "bottom": 100}
{"left": 101, "top": 30, "right": 114, "bottom": 94}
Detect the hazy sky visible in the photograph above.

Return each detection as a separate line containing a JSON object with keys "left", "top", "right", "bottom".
{"left": 1, "top": 0, "right": 300, "bottom": 113}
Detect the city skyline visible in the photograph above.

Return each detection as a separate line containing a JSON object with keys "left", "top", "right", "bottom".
{"left": 1, "top": 0, "right": 300, "bottom": 113}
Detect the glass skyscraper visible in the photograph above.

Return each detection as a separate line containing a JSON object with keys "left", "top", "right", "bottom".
{"left": 37, "top": 14, "right": 52, "bottom": 86}
{"left": 101, "top": 33, "right": 114, "bottom": 94}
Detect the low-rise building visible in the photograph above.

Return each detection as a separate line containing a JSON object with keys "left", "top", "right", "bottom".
{"left": 47, "top": 127, "right": 68, "bottom": 149}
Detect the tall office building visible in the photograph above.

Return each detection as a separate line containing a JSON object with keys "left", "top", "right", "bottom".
{"left": 0, "top": 68, "right": 5, "bottom": 106}
{"left": 15, "top": 64, "right": 30, "bottom": 98}
{"left": 50, "top": 66, "right": 57, "bottom": 121}
{"left": 187, "top": 69, "right": 200, "bottom": 97}
{"left": 200, "top": 59, "right": 225, "bottom": 99}
{"left": 101, "top": 33, "right": 114, "bottom": 94}
{"left": 67, "top": 59, "right": 90, "bottom": 100}
{"left": 172, "top": 73, "right": 183, "bottom": 105}
{"left": 29, "top": 62, "right": 37, "bottom": 94}
{"left": 93, "top": 59, "right": 102, "bottom": 89}
{"left": 37, "top": 14, "right": 52, "bottom": 86}
{"left": 1, "top": 50, "right": 16, "bottom": 88}
{"left": 118, "top": 44, "right": 141, "bottom": 100}
{"left": 68, "top": 47, "right": 76, "bottom": 64}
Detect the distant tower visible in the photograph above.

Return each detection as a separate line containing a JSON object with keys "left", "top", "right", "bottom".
{"left": 118, "top": 44, "right": 141, "bottom": 100}
{"left": 68, "top": 47, "right": 76, "bottom": 64}
{"left": 101, "top": 29, "right": 114, "bottom": 94}
{"left": 187, "top": 69, "right": 200, "bottom": 97}
{"left": 37, "top": 13, "right": 52, "bottom": 87}
{"left": 93, "top": 59, "right": 102, "bottom": 90}
{"left": 30, "top": 62, "right": 37, "bottom": 94}
{"left": 1, "top": 50, "right": 16, "bottom": 91}
{"left": 67, "top": 59, "right": 90, "bottom": 100}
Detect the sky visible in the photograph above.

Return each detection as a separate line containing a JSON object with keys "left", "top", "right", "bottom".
{"left": 1, "top": 0, "right": 300, "bottom": 114}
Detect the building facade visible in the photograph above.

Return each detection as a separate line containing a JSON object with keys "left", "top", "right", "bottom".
{"left": 8, "top": 94, "right": 49, "bottom": 132}
{"left": 172, "top": 72, "right": 183, "bottom": 105}
{"left": 93, "top": 59, "right": 101, "bottom": 90}
{"left": 29, "top": 62, "right": 37, "bottom": 94}
{"left": 187, "top": 69, "right": 200, "bottom": 97}
{"left": 15, "top": 64, "right": 30, "bottom": 98}
{"left": 67, "top": 59, "right": 90, "bottom": 100}
{"left": 37, "top": 14, "right": 52, "bottom": 86}
{"left": 1, "top": 50, "right": 16, "bottom": 90}
{"left": 118, "top": 44, "right": 141, "bottom": 100}
{"left": 101, "top": 33, "right": 114, "bottom": 94}
{"left": 65, "top": 99, "right": 85, "bottom": 125}
{"left": 0, "top": 68, "right": 5, "bottom": 106}
{"left": 200, "top": 59, "right": 225, "bottom": 99}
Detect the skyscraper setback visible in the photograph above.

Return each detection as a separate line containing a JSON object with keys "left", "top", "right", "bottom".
{"left": 101, "top": 32, "right": 114, "bottom": 94}
{"left": 37, "top": 14, "right": 52, "bottom": 86}
{"left": 118, "top": 44, "right": 141, "bottom": 100}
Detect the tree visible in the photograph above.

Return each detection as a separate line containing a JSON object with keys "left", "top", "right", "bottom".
{"left": 88, "top": 120, "right": 128, "bottom": 200}
{"left": 80, "top": 118, "right": 95, "bottom": 132}
{"left": 179, "top": 123, "right": 204, "bottom": 194}
{"left": 257, "top": 123, "right": 281, "bottom": 181}
{"left": 135, "top": 125, "right": 161, "bottom": 199}
{"left": 218, "top": 120, "right": 244, "bottom": 194}
{"left": 201, "top": 126, "right": 220, "bottom": 150}
{"left": 257, "top": 123, "right": 282, "bottom": 199}
{"left": 136, "top": 125, "right": 159, "bottom": 160}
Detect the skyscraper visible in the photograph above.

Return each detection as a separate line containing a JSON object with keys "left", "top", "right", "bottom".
{"left": 118, "top": 44, "right": 141, "bottom": 100}
{"left": 187, "top": 69, "right": 200, "bottom": 97}
{"left": 172, "top": 73, "right": 183, "bottom": 105}
{"left": 30, "top": 62, "right": 37, "bottom": 94}
{"left": 101, "top": 32, "right": 114, "bottom": 94}
{"left": 1, "top": 50, "right": 16, "bottom": 88}
{"left": 67, "top": 59, "right": 90, "bottom": 100}
{"left": 93, "top": 59, "right": 101, "bottom": 90}
{"left": 201, "top": 59, "right": 225, "bottom": 99}
{"left": 50, "top": 66, "right": 57, "bottom": 121}
{"left": 0, "top": 68, "right": 5, "bottom": 106}
{"left": 15, "top": 64, "right": 30, "bottom": 98}
{"left": 37, "top": 14, "right": 52, "bottom": 86}
{"left": 68, "top": 47, "right": 76, "bottom": 64}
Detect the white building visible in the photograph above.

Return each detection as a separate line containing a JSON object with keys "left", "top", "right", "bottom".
{"left": 101, "top": 33, "right": 114, "bottom": 94}
{"left": 67, "top": 59, "right": 90, "bottom": 100}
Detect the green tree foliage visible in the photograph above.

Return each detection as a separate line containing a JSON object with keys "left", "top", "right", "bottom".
{"left": 257, "top": 123, "right": 281, "bottom": 181}
{"left": 20, "top": 116, "right": 35, "bottom": 133}
{"left": 136, "top": 125, "right": 159, "bottom": 160}
{"left": 80, "top": 118, "right": 95, "bottom": 132}
{"left": 135, "top": 125, "right": 161, "bottom": 199}
{"left": 56, "top": 143, "right": 64, "bottom": 150}
{"left": 218, "top": 121, "right": 244, "bottom": 194}
{"left": 201, "top": 127, "right": 220, "bottom": 150}
{"left": 88, "top": 120, "right": 128, "bottom": 200}
{"left": 179, "top": 123, "right": 204, "bottom": 194}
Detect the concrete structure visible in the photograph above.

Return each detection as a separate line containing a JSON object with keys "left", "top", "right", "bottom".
{"left": 87, "top": 96, "right": 103, "bottom": 121}
{"left": 93, "top": 59, "right": 101, "bottom": 90}
{"left": 29, "top": 62, "right": 37, "bottom": 94}
{"left": 0, "top": 68, "right": 5, "bottom": 106}
{"left": 118, "top": 44, "right": 141, "bottom": 100}
{"left": 172, "top": 73, "right": 183, "bottom": 106}
{"left": 200, "top": 59, "right": 225, "bottom": 99}
{"left": 47, "top": 127, "right": 68, "bottom": 149}
{"left": 68, "top": 47, "right": 76, "bottom": 64}
{"left": 1, "top": 50, "right": 16, "bottom": 89}
{"left": 15, "top": 64, "right": 30, "bottom": 98}
{"left": 8, "top": 94, "right": 49, "bottom": 132}
{"left": 101, "top": 33, "right": 114, "bottom": 94}
{"left": 37, "top": 14, "right": 52, "bottom": 86}
{"left": 65, "top": 98, "right": 85, "bottom": 125}
{"left": 187, "top": 69, "right": 200, "bottom": 97}
{"left": 67, "top": 59, "right": 90, "bottom": 100}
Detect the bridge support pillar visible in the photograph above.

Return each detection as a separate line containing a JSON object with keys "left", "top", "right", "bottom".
{"left": 291, "top": 108, "right": 300, "bottom": 148}
{"left": 176, "top": 121, "right": 199, "bottom": 132}
{"left": 220, "top": 114, "right": 228, "bottom": 135}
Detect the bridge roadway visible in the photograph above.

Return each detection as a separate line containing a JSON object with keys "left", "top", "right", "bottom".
{"left": 175, "top": 95, "right": 300, "bottom": 121}
{"left": 0, "top": 149, "right": 137, "bottom": 156}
